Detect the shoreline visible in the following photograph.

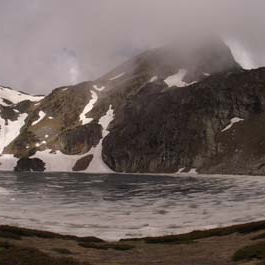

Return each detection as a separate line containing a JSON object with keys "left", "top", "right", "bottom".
{"left": 1, "top": 220, "right": 265, "bottom": 264}
{"left": 2, "top": 169, "right": 265, "bottom": 179}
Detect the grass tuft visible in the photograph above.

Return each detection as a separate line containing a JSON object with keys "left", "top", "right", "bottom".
{"left": 52, "top": 248, "right": 73, "bottom": 255}
{"left": 0, "top": 244, "right": 90, "bottom": 265}
{"left": 233, "top": 241, "right": 265, "bottom": 261}
{"left": 79, "top": 242, "right": 134, "bottom": 251}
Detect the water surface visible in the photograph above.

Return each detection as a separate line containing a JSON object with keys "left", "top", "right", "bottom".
{"left": 0, "top": 172, "right": 265, "bottom": 240}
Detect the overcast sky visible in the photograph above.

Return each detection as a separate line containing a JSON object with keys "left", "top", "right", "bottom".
{"left": 0, "top": 0, "right": 264, "bottom": 94}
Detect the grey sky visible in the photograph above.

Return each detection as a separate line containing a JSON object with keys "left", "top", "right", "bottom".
{"left": 0, "top": 0, "right": 264, "bottom": 94}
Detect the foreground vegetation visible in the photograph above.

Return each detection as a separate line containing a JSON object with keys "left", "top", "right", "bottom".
{"left": 1, "top": 221, "right": 265, "bottom": 264}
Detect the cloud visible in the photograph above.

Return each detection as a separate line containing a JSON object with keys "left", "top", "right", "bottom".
{"left": 0, "top": 0, "right": 264, "bottom": 94}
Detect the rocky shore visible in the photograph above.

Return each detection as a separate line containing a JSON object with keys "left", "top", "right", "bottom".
{"left": 1, "top": 221, "right": 265, "bottom": 265}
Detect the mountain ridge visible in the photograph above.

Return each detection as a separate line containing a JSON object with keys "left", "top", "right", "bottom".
{"left": 1, "top": 39, "right": 264, "bottom": 175}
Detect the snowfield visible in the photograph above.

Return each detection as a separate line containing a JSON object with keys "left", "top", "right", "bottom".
{"left": 86, "top": 104, "right": 114, "bottom": 173}
{"left": 29, "top": 105, "right": 115, "bottom": 173}
{"left": 149, "top": 76, "right": 158, "bottom": 82}
{"left": 222, "top": 117, "right": 244, "bottom": 132}
{"left": 109, "top": 72, "right": 125, "bottom": 81}
{"left": 80, "top": 90, "right": 98, "bottom": 125}
{"left": 93, "top": 85, "right": 105, "bottom": 92}
{"left": 0, "top": 86, "right": 43, "bottom": 105}
{"left": 0, "top": 113, "right": 28, "bottom": 154}
{"left": 32, "top": 111, "right": 46, "bottom": 126}
{"left": 0, "top": 154, "right": 18, "bottom": 171}
{"left": 164, "top": 69, "right": 197, "bottom": 87}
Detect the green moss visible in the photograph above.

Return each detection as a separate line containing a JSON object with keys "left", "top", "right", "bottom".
{"left": 233, "top": 241, "right": 265, "bottom": 261}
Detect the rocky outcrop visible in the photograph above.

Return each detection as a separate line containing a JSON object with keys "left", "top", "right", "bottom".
{"left": 102, "top": 68, "right": 265, "bottom": 175}
{"left": 58, "top": 124, "right": 102, "bottom": 155}
{"left": 3, "top": 38, "right": 265, "bottom": 175}
{"left": 14, "top": 158, "right": 45, "bottom": 172}
{"left": 72, "top": 155, "right": 94, "bottom": 171}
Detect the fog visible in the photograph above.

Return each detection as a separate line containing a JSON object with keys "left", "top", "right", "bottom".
{"left": 0, "top": 0, "right": 264, "bottom": 94}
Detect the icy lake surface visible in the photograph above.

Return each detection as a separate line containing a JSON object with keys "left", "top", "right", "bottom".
{"left": 1, "top": 172, "right": 265, "bottom": 241}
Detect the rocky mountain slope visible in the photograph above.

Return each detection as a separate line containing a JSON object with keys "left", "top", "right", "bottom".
{"left": 1, "top": 38, "right": 265, "bottom": 175}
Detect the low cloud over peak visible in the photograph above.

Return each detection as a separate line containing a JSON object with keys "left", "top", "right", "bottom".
{"left": 0, "top": 0, "right": 264, "bottom": 94}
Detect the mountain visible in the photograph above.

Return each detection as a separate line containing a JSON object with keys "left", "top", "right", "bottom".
{"left": 1, "top": 38, "right": 265, "bottom": 175}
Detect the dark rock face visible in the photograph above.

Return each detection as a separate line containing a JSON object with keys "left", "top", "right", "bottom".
{"left": 103, "top": 68, "right": 265, "bottom": 174}
{"left": 14, "top": 158, "right": 45, "bottom": 172}
{"left": 4, "top": 38, "right": 265, "bottom": 175}
{"left": 58, "top": 124, "right": 102, "bottom": 155}
{"left": 0, "top": 105, "right": 19, "bottom": 122}
{"left": 72, "top": 155, "right": 93, "bottom": 171}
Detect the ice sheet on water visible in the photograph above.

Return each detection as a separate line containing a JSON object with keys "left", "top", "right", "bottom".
{"left": 0, "top": 172, "right": 265, "bottom": 241}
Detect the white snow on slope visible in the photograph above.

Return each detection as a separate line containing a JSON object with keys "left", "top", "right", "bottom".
{"left": 80, "top": 90, "right": 98, "bottom": 125}
{"left": 32, "top": 149, "right": 86, "bottom": 172}
{"left": 93, "top": 85, "right": 105, "bottom": 92}
{"left": 0, "top": 86, "right": 44, "bottom": 105}
{"left": 32, "top": 111, "right": 46, "bottom": 126}
{"left": 188, "top": 168, "right": 198, "bottom": 174}
{"left": 164, "top": 69, "right": 196, "bottom": 88}
{"left": 176, "top": 167, "right": 185, "bottom": 174}
{"left": 149, "top": 76, "right": 158, "bottom": 82}
{"left": 30, "top": 105, "right": 115, "bottom": 173}
{"left": 109, "top": 72, "right": 125, "bottom": 81}
{"left": 87, "top": 105, "right": 114, "bottom": 173}
{"left": 222, "top": 117, "right": 244, "bottom": 132}
{"left": 0, "top": 113, "right": 28, "bottom": 154}
{"left": 0, "top": 154, "right": 18, "bottom": 171}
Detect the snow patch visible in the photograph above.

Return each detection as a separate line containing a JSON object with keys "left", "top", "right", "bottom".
{"left": 149, "top": 76, "right": 158, "bottom": 82}
{"left": 176, "top": 167, "right": 185, "bottom": 174}
{"left": 222, "top": 117, "right": 244, "bottom": 132}
{"left": 0, "top": 86, "right": 44, "bottom": 105}
{"left": 31, "top": 105, "right": 115, "bottom": 173}
{"left": 93, "top": 85, "right": 105, "bottom": 92}
{"left": 32, "top": 150, "right": 87, "bottom": 172}
{"left": 32, "top": 111, "right": 46, "bottom": 126}
{"left": 87, "top": 105, "right": 115, "bottom": 173}
{"left": 62, "top": 87, "right": 68, "bottom": 91}
{"left": 0, "top": 154, "right": 18, "bottom": 171}
{"left": 109, "top": 73, "right": 125, "bottom": 81}
{"left": 188, "top": 168, "right": 198, "bottom": 174}
{"left": 164, "top": 69, "right": 196, "bottom": 87}
{"left": 0, "top": 113, "right": 28, "bottom": 154}
{"left": 80, "top": 90, "right": 98, "bottom": 125}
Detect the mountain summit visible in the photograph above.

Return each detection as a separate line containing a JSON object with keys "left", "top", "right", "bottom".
{"left": 1, "top": 39, "right": 265, "bottom": 175}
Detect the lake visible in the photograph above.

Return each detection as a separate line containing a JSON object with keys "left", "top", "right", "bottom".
{"left": 0, "top": 172, "right": 265, "bottom": 241}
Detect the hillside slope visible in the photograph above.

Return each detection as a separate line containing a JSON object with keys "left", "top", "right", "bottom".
{"left": 2, "top": 39, "right": 264, "bottom": 175}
